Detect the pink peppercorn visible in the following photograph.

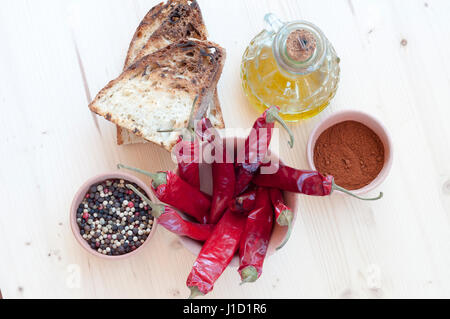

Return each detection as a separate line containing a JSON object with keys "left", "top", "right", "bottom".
{"left": 82, "top": 212, "right": 89, "bottom": 219}
{"left": 128, "top": 202, "right": 134, "bottom": 208}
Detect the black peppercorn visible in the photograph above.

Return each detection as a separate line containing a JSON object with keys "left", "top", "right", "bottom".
{"left": 77, "top": 179, "right": 153, "bottom": 256}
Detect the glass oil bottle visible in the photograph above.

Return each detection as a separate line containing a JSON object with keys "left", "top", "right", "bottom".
{"left": 241, "top": 14, "right": 340, "bottom": 121}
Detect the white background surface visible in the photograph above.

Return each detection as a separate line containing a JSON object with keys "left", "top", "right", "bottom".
{"left": 1, "top": 0, "right": 450, "bottom": 298}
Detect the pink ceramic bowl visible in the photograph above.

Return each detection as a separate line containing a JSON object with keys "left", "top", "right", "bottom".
{"left": 70, "top": 171, "right": 157, "bottom": 259}
{"left": 179, "top": 137, "right": 299, "bottom": 267}
{"left": 306, "top": 110, "right": 393, "bottom": 195}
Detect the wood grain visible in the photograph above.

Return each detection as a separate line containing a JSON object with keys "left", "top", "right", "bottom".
{"left": 0, "top": 0, "right": 449, "bottom": 298}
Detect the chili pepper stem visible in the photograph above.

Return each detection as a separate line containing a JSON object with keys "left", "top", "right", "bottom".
{"left": 239, "top": 266, "right": 258, "bottom": 285}
{"left": 158, "top": 127, "right": 195, "bottom": 141}
{"left": 117, "top": 164, "right": 167, "bottom": 188}
{"left": 265, "top": 106, "right": 295, "bottom": 148}
{"left": 332, "top": 180, "right": 383, "bottom": 201}
{"left": 276, "top": 219, "right": 293, "bottom": 250}
{"left": 187, "top": 95, "right": 198, "bottom": 130}
{"left": 126, "top": 184, "right": 164, "bottom": 218}
{"left": 275, "top": 209, "right": 293, "bottom": 250}
{"left": 157, "top": 127, "right": 182, "bottom": 133}
{"left": 276, "top": 209, "right": 292, "bottom": 227}
{"left": 188, "top": 286, "right": 204, "bottom": 299}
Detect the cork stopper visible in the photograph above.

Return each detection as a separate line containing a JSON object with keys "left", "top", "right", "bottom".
{"left": 286, "top": 29, "right": 316, "bottom": 62}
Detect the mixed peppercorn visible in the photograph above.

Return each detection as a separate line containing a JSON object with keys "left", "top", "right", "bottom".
{"left": 76, "top": 179, "right": 154, "bottom": 256}
{"left": 117, "top": 105, "right": 383, "bottom": 298}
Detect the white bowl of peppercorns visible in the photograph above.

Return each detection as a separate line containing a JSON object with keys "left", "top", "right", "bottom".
{"left": 70, "top": 172, "right": 157, "bottom": 259}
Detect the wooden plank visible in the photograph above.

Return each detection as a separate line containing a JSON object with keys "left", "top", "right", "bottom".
{"left": 0, "top": 0, "right": 450, "bottom": 298}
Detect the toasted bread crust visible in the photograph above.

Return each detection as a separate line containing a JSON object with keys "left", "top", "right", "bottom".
{"left": 116, "top": 125, "right": 125, "bottom": 145}
{"left": 123, "top": 1, "right": 165, "bottom": 69}
{"left": 135, "top": 1, "right": 208, "bottom": 62}
{"left": 90, "top": 39, "right": 226, "bottom": 151}
{"left": 209, "top": 90, "right": 225, "bottom": 129}
{"left": 124, "top": 0, "right": 207, "bottom": 70}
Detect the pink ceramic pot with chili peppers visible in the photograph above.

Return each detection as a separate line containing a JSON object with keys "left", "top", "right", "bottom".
{"left": 179, "top": 136, "right": 299, "bottom": 267}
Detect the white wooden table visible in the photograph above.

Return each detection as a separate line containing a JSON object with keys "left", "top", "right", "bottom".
{"left": 1, "top": 0, "right": 450, "bottom": 299}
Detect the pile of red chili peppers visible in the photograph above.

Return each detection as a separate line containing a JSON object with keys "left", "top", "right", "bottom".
{"left": 118, "top": 105, "right": 383, "bottom": 298}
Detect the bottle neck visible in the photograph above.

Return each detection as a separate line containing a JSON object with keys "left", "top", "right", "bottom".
{"left": 272, "top": 21, "right": 327, "bottom": 76}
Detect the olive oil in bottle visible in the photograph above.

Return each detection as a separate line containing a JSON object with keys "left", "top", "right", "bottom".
{"left": 241, "top": 14, "right": 340, "bottom": 121}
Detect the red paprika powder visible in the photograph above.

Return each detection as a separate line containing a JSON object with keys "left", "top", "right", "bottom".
{"left": 313, "top": 120, "right": 385, "bottom": 190}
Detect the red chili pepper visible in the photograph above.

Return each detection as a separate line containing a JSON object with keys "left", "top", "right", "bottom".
{"left": 187, "top": 209, "right": 246, "bottom": 298}
{"left": 195, "top": 117, "right": 216, "bottom": 143}
{"left": 239, "top": 187, "right": 273, "bottom": 284}
{"left": 174, "top": 135, "right": 200, "bottom": 188}
{"left": 253, "top": 162, "right": 383, "bottom": 200}
{"left": 197, "top": 118, "right": 236, "bottom": 224}
{"left": 234, "top": 106, "right": 294, "bottom": 195}
{"left": 269, "top": 188, "right": 294, "bottom": 250}
{"left": 118, "top": 164, "right": 211, "bottom": 223}
{"left": 228, "top": 188, "right": 257, "bottom": 213}
{"left": 127, "top": 184, "right": 214, "bottom": 241}
{"left": 210, "top": 161, "right": 235, "bottom": 223}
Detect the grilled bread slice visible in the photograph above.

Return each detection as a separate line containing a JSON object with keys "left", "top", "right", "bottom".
{"left": 117, "top": 0, "right": 224, "bottom": 145}
{"left": 90, "top": 39, "right": 226, "bottom": 151}
{"left": 124, "top": 0, "right": 208, "bottom": 69}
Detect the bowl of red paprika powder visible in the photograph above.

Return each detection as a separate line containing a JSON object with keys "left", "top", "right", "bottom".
{"left": 306, "top": 110, "right": 393, "bottom": 195}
